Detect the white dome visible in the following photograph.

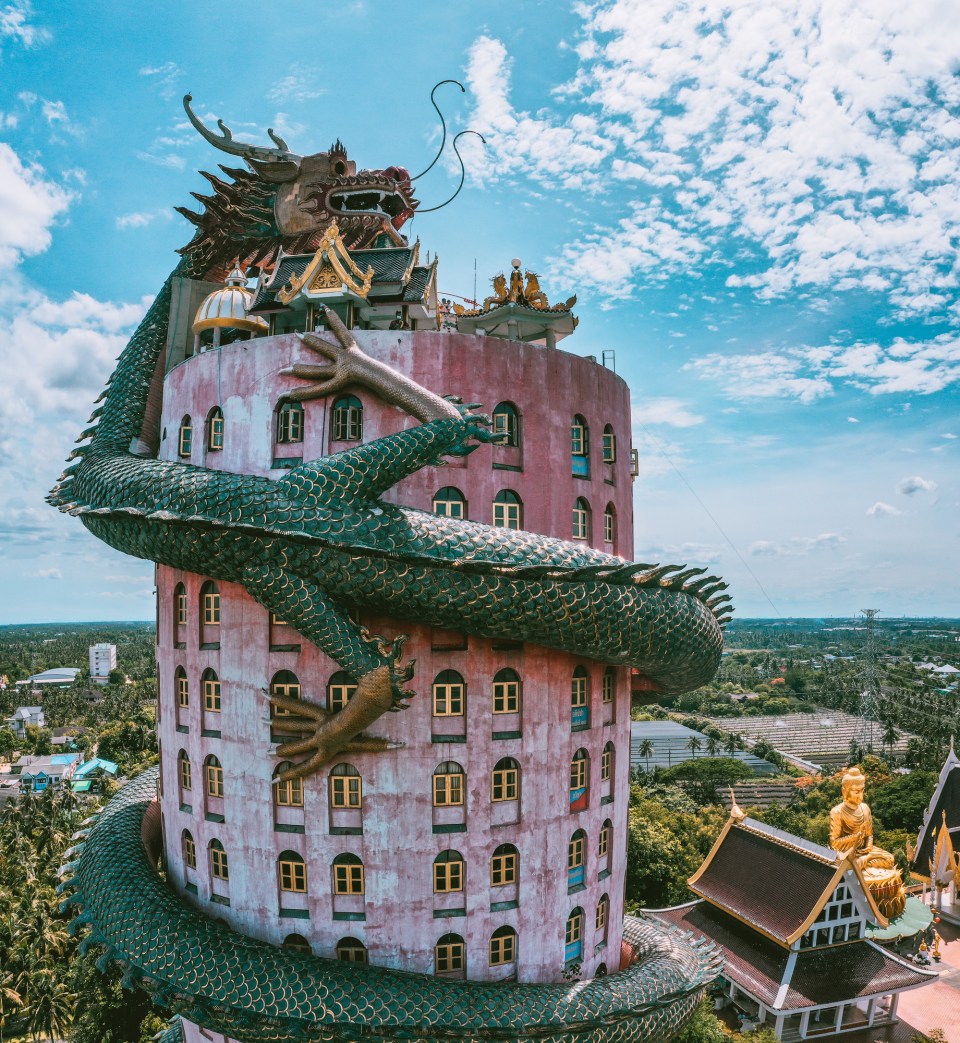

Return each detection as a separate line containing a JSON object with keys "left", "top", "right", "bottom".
{"left": 193, "top": 270, "right": 268, "bottom": 335}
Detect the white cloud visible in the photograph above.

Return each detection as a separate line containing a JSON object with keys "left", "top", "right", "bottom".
{"left": 0, "top": 143, "right": 72, "bottom": 273}
{"left": 116, "top": 209, "right": 171, "bottom": 231}
{"left": 139, "top": 61, "right": 183, "bottom": 100}
{"left": 33, "top": 567, "right": 61, "bottom": 579}
{"left": 686, "top": 334, "right": 960, "bottom": 402}
{"left": 268, "top": 64, "right": 327, "bottom": 104}
{"left": 749, "top": 533, "right": 846, "bottom": 556}
{"left": 632, "top": 397, "right": 703, "bottom": 428}
{"left": 847, "top": 417, "right": 860, "bottom": 423}
{"left": 897, "top": 475, "right": 937, "bottom": 495}
{"left": 867, "top": 501, "right": 901, "bottom": 517}
{"left": 0, "top": 2, "right": 48, "bottom": 50}
{"left": 462, "top": 5, "right": 960, "bottom": 319}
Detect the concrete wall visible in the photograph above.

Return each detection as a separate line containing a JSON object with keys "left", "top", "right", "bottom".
{"left": 156, "top": 329, "right": 634, "bottom": 984}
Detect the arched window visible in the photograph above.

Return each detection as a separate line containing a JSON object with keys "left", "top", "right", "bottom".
{"left": 433, "top": 762, "right": 465, "bottom": 807}
{"left": 603, "top": 503, "right": 616, "bottom": 547}
{"left": 571, "top": 414, "right": 589, "bottom": 476}
{"left": 204, "top": 755, "right": 224, "bottom": 798}
{"left": 329, "top": 763, "right": 362, "bottom": 809}
{"left": 570, "top": 750, "right": 589, "bottom": 807}
{"left": 209, "top": 839, "right": 229, "bottom": 880}
{"left": 173, "top": 582, "right": 186, "bottom": 640}
{"left": 275, "top": 399, "right": 304, "bottom": 444}
{"left": 568, "top": 829, "right": 586, "bottom": 889}
{"left": 200, "top": 581, "right": 220, "bottom": 627}
{"left": 177, "top": 750, "right": 192, "bottom": 793}
{"left": 602, "top": 668, "right": 615, "bottom": 708}
{"left": 175, "top": 666, "right": 189, "bottom": 708}
{"left": 332, "top": 853, "right": 364, "bottom": 895}
{"left": 491, "top": 757, "right": 519, "bottom": 802}
{"left": 278, "top": 850, "right": 307, "bottom": 893}
{"left": 572, "top": 497, "right": 591, "bottom": 540}
{"left": 433, "top": 670, "right": 465, "bottom": 717}
{"left": 491, "top": 844, "right": 518, "bottom": 886}
{"left": 492, "top": 402, "right": 520, "bottom": 446}
{"left": 273, "top": 762, "right": 303, "bottom": 808}
{"left": 283, "top": 933, "right": 312, "bottom": 954}
{"left": 571, "top": 666, "right": 589, "bottom": 728}
{"left": 565, "top": 907, "right": 584, "bottom": 964}
{"left": 602, "top": 424, "right": 616, "bottom": 463}
{"left": 596, "top": 962, "right": 608, "bottom": 978}
{"left": 270, "top": 670, "right": 301, "bottom": 724}
{"left": 181, "top": 829, "right": 196, "bottom": 869}
{"left": 596, "top": 893, "right": 610, "bottom": 940}
{"left": 435, "top": 932, "right": 466, "bottom": 975}
{"left": 492, "top": 489, "right": 522, "bottom": 530}
{"left": 331, "top": 394, "right": 363, "bottom": 441}
{"left": 489, "top": 925, "right": 516, "bottom": 967}
{"left": 178, "top": 415, "right": 193, "bottom": 457}
{"left": 327, "top": 671, "right": 356, "bottom": 712}
{"left": 202, "top": 668, "right": 221, "bottom": 713}
{"left": 433, "top": 486, "right": 466, "bottom": 519}
{"left": 336, "top": 936, "right": 368, "bottom": 963}
{"left": 433, "top": 850, "right": 464, "bottom": 893}
{"left": 207, "top": 406, "right": 224, "bottom": 451}
{"left": 601, "top": 741, "right": 615, "bottom": 783}
{"left": 598, "top": 819, "right": 613, "bottom": 869}
{"left": 492, "top": 668, "right": 521, "bottom": 715}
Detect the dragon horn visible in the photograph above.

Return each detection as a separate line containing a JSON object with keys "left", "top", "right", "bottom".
{"left": 183, "top": 94, "right": 301, "bottom": 164}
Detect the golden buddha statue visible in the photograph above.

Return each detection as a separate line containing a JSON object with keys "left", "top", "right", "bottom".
{"left": 829, "top": 767, "right": 906, "bottom": 918}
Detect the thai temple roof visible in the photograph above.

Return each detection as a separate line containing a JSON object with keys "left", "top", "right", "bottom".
{"left": 658, "top": 902, "right": 933, "bottom": 1010}
{"left": 688, "top": 816, "right": 853, "bottom": 944}
{"left": 910, "top": 737, "right": 960, "bottom": 883}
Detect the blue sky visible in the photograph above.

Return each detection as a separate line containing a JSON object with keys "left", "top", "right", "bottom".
{"left": 0, "top": 0, "right": 957, "bottom": 623}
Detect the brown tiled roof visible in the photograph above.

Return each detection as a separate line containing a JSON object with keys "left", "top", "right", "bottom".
{"left": 785, "top": 944, "right": 933, "bottom": 1006}
{"left": 912, "top": 758, "right": 960, "bottom": 874}
{"left": 655, "top": 902, "right": 935, "bottom": 1011}
{"left": 690, "top": 821, "right": 837, "bottom": 942}
{"left": 656, "top": 902, "right": 787, "bottom": 1007}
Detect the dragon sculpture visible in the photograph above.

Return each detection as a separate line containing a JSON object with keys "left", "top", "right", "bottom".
{"left": 50, "top": 95, "right": 731, "bottom": 1042}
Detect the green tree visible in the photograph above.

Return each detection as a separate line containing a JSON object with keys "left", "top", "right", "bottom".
{"left": 0, "top": 729, "right": 15, "bottom": 760}
{"left": 638, "top": 739, "right": 654, "bottom": 773}
{"left": 686, "top": 735, "right": 703, "bottom": 759}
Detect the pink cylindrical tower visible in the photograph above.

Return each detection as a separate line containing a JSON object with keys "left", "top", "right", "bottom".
{"left": 156, "top": 327, "right": 636, "bottom": 1012}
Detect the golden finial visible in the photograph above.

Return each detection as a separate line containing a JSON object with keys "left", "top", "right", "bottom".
{"left": 729, "top": 787, "right": 746, "bottom": 822}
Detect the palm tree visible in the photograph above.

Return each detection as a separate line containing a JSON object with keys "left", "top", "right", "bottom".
{"left": 638, "top": 739, "right": 654, "bottom": 773}
{"left": 686, "top": 736, "right": 703, "bottom": 759}
{"left": 725, "top": 733, "right": 738, "bottom": 757}
{"left": 882, "top": 723, "right": 900, "bottom": 758}
{"left": 0, "top": 970, "right": 22, "bottom": 1043}
{"left": 706, "top": 736, "right": 720, "bottom": 758}
{"left": 23, "top": 965, "right": 74, "bottom": 1043}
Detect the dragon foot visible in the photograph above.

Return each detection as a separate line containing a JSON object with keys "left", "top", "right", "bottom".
{"left": 270, "top": 643, "right": 415, "bottom": 780}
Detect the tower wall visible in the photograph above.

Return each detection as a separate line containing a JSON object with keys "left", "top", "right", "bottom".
{"left": 155, "top": 330, "right": 635, "bottom": 987}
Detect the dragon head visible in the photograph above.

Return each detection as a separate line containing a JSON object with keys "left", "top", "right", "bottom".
{"left": 179, "top": 95, "right": 419, "bottom": 275}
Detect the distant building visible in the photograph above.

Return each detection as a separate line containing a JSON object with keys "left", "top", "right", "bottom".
{"left": 657, "top": 808, "right": 936, "bottom": 1039}
{"left": 71, "top": 757, "right": 119, "bottom": 794}
{"left": 4, "top": 705, "right": 44, "bottom": 738}
{"left": 89, "top": 643, "right": 118, "bottom": 684}
{"left": 14, "top": 667, "right": 80, "bottom": 689}
{"left": 12, "top": 752, "right": 81, "bottom": 792}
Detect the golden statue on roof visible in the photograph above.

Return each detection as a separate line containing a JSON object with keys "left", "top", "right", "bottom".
{"left": 830, "top": 766, "right": 906, "bottom": 918}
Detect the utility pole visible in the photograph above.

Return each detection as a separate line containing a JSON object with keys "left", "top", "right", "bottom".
{"left": 853, "top": 609, "right": 881, "bottom": 754}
